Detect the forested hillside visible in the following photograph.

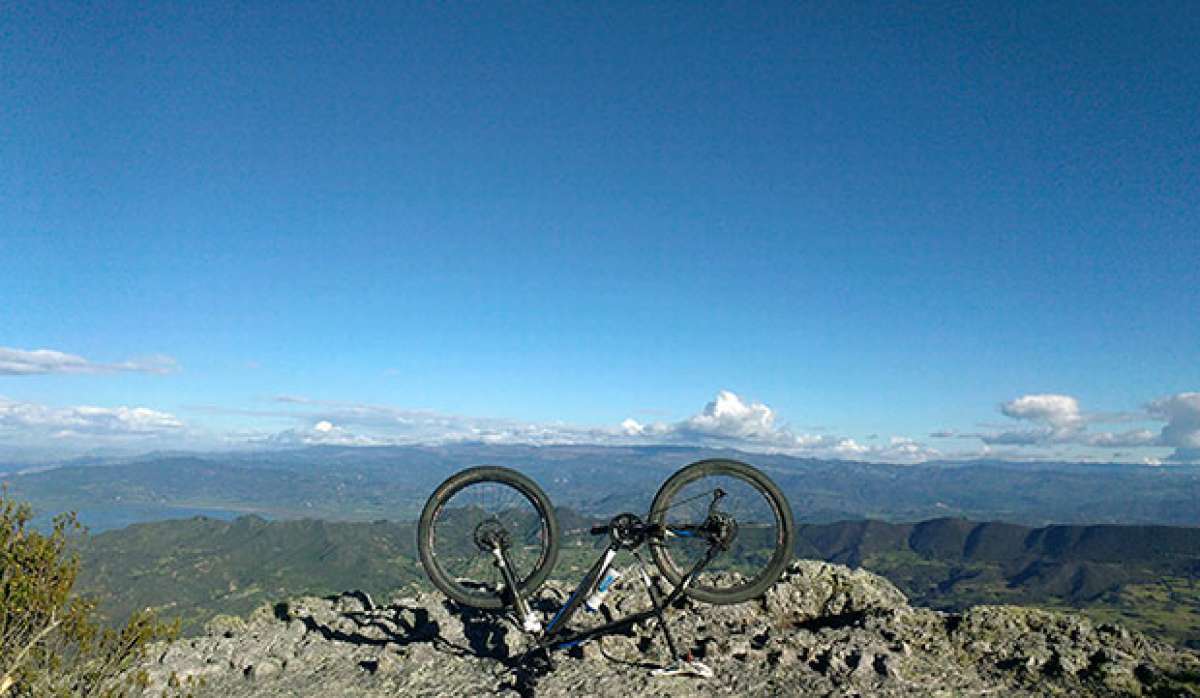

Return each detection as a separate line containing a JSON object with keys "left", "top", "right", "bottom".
{"left": 75, "top": 513, "right": 1200, "bottom": 647}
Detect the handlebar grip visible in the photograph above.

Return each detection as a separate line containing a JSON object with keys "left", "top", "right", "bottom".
{"left": 590, "top": 525, "right": 609, "bottom": 535}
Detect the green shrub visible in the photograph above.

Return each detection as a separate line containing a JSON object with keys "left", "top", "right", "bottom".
{"left": 1, "top": 492, "right": 178, "bottom": 696}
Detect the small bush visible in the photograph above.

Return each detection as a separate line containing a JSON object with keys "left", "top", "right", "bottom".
{"left": 1, "top": 492, "right": 178, "bottom": 696}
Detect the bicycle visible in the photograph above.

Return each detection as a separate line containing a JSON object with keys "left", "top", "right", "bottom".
{"left": 416, "top": 458, "right": 796, "bottom": 678}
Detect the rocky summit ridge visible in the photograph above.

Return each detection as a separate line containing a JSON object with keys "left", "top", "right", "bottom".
{"left": 139, "top": 560, "right": 1200, "bottom": 697}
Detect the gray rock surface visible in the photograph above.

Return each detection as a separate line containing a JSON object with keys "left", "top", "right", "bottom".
{"left": 138, "top": 560, "right": 1200, "bottom": 697}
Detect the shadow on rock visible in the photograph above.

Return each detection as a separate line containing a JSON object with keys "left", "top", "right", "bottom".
{"left": 278, "top": 590, "right": 528, "bottom": 664}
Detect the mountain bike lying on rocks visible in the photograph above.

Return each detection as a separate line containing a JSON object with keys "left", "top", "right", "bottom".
{"left": 417, "top": 458, "right": 796, "bottom": 678}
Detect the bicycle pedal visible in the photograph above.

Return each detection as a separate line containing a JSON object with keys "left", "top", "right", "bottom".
{"left": 650, "top": 659, "right": 714, "bottom": 679}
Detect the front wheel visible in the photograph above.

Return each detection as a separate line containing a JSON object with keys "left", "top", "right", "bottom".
{"left": 418, "top": 466, "right": 560, "bottom": 609}
{"left": 648, "top": 459, "right": 795, "bottom": 605}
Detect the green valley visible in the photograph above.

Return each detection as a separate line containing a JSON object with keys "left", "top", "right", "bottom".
{"left": 72, "top": 512, "right": 1200, "bottom": 648}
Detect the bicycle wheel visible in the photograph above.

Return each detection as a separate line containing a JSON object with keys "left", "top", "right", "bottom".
{"left": 418, "top": 466, "right": 560, "bottom": 609}
{"left": 648, "top": 459, "right": 794, "bottom": 605}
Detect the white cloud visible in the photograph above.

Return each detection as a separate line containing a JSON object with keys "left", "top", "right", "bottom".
{"left": 983, "top": 393, "right": 1143, "bottom": 448}
{"left": 110, "top": 355, "right": 179, "bottom": 374}
{"left": 619, "top": 391, "right": 940, "bottom": 463}
{"left": 207, "top": 390, "right": 1188, "bottom": 464}
{"left": 0, "top": 396, "right": 184, "bottom": 441}
{"left": 0, "top": 347, "right": 179, "bottom": 376}
{"left": 240, "top": 391, "right": 938, "bottom": 461}
{"left": 1000, "top": 394, "right": 1083, "bottom": 429}
{"left": 879, "top": 436, "right": 926, "bottom": 459}
{"left": 1084, "top": 429, "right": 1158, "bottom": 448}
{"left": 987, "top": 393, "right": 1089, "bottom": 444}
{"left": 256, "top": 396, "right": 622, "bottom": 449}
{"left": 632, "top": 391, "right": 800, "bottom": 449}
{"left": 981, "top": 428, "right": 1055, "bottom": 446}
{"left": 264, "top": 420, "right": 385, "bottom": 447}
{"left": 680, "top": 390, "right": 777, "bottom": 439}
{"left": 963, "top": 391, "right": 1198, "bottom": 462}
{"left": 254, "top": 389, "right": 1200, "bottom": 466}
{"left": 11, "top": 386, "right": 1192, "bottom": 465}
{"left": 1148, "top": 392, "right": 1200, "bottom": 463}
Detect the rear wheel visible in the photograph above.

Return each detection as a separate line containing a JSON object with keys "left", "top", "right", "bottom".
{"left": 648, "top": 459, "right": 794, "bottom": 605}
{"left": 418, "top": 466, "right": 560, "bottom": 609}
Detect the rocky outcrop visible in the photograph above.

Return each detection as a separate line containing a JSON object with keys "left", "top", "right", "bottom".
{"left": 138, "top": 561, "right": 1200, "bottom": 697}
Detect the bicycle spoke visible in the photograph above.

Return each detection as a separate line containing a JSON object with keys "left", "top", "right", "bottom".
{"left": 655, "top": 471, "right": 783, "bottom": 598}
{"left": 428, "top": 476, "right": 550, "bottom": 600}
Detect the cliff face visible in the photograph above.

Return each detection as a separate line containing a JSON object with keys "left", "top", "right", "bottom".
{"left": 140, "top": 560, "right": 1200, "bottom": 697}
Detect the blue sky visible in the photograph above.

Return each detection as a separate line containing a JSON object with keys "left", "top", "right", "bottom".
{"left": 1, "top": 2, "right": 1197, "bottom": 463}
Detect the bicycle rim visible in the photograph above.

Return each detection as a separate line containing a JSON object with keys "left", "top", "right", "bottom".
{"left": 649, "top": 460, "right": 793, "bottom": 604}
{"left": 423, "top": 474, "right": 554, "bottom": 607}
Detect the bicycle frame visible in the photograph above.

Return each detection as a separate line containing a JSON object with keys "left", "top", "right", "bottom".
{"left": 419, "top": 459, "right": 794, "bottom": 679}
{"left": 496, "top": 523, "right": 719, "bottom": 661}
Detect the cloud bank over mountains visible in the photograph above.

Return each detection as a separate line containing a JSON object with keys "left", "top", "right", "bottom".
{"left": 0, "top": 387, "right": 1197, "bottom": 464}
{"left": 255, "top": 391, "right": 884, "bottom": 458}
{"left": 977, "top": 393, "right": 1156, "bottom": 448}
{"left": 259, "top": 389, "right": 1199, "bottom": 464}
{"left": 0, "top": 397, "right": 183, "bottom": 441}
{"left": 253, "top": 395, "right": 636, "bottom": 451}
{"left": 620, "top": 390, "right": 938, "bottom": 462}
{"left": 0, "top": 345, "right": 1195, "bottom": 463}
{"left": 929, "top": 391, "right": 1199, "bottom": 463}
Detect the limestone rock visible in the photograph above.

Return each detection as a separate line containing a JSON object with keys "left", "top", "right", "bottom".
{"left": 135, "top": 560, "right": 1200, "bottom": 697}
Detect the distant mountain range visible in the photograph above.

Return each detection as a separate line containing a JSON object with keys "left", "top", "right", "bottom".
{"left": 5, "top": 443, "right": 1200, "bottom": 532}
{"left": 9, "top": 442, "right": 1200, "bottom": 646}
{"left": 71, "top": 511, "right": 1200, "bottom": 647}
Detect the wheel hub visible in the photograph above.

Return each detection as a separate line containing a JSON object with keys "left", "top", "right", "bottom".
{"left": 705, "top": 511, "right": 738, "bottom": 549}
{"left": 473, "top": 518, "right": 511, "bottom": 551}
